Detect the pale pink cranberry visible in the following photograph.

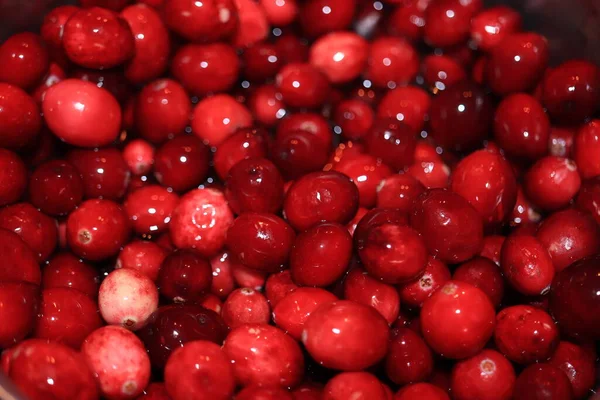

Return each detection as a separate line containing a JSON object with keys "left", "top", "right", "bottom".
{"left": 260, "top": 0, "right": 297, "bottom": 25}
{"left": 223, "top": 324, "right": 304, "bottom": 388}
{"left": 276, "top": 63, "right": 331, "bottom": 109}
{"left": 324, "top": 372, "right": 388, "bottom": 400}
{"left": 231, "top": 263, "right": 267, "bottom": 290}
{"left": 309, "top": 31, "right": 369, "bottom": 84}
{"left": 124, "top": 185, "right": 179, "bottom": 236}
{"left": 164, "top": 341, "right": 235, "bottom": 400}
{"left": 191, "top": 94, "right": 253, "bottom": 146}
{"left": 470, "top": 6, "right": 522, "bottom": 51}
{"left": 0, "top": 83, "right": 41, "bottom": 150}
{"left": 524, "top": 156, "right": 581, "bottom": 211}
{"left": 0, "top": 32, "right": 49, "bottom": 90}
{"left": 343, "top": 267, "right": 400, "bottom": 324}
{"left": 99, "top": 268, "right": 159, "bottom": 331}
{"left": 376, "top": 86, "right": 431, "bottom": 133}
{"left": 116, "top": 240, "right": 167, "bottom": 282}
{"left": 169, "top": 188, "right": 234, "bottom": 258}
{"left": 265, "top": 270, "right": 298, "bottom": 307}
{"left": 231, "top": 0, "right": 270, "bottom": 48}
{"left": 398, "top": 257, "right": 451, "bottom": 309}
{"left": 222, "top": 288, "right": 270, "bottom": 328}
{"left": 366, "top": 37, "right": 419, "bottom": 88}
{"left": 0, "top": 282, "right": 39, "bottom": 348}
{"left": 453, "top": 257, "right": 504, "bottom": 308}
{"left": 42, "top": 253, "right": 99, "bottom": 299}
{"left": 210, "top": 251, "right": 236, "bottom": 299}
{"left": 123, "top": 139, "right": 155, "bottom": 176}
{"left": 82, "top": 326, "right": 151, "bottom": 399}
{"left": 162, "top": 0, "right": 237, "bottom": 42}
{"left": 0, "top": 149, "right": 27, "bottom": 206}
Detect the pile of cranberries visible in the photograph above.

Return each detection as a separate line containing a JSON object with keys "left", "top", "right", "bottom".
{"left": 0, "top": 0, "right": 600, "bottom": 399}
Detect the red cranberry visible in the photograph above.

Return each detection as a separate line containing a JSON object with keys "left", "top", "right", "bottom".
{"left": 366, "top": 37, "right": 419, "bottom": 88}
{"left": 210, "top": 251, "right": 236, "bottom": 298}
{"left": 541, "top": 60, "right": 600, "bottom": 124}
{"left": 221, "top": 288, "right": 269, "bottom": 328}
{"left": 40, "top": 5, "right": 79, "bottom": 65}
{"left": 302, "top": 300, "right": 389, "bottom": 370}
{"left": 242, "top": 42, "right": 282, "bottom": 81}
{"left": 513, "top": 364, "right": 574, "bottom": 400}
{"left": 154, "top": 135, "right": 210, "bottom": 192}
{"left": 136, "top": 79, "right": 191, "bottom": 144}
{"left": 3, "top": 339, "right": 98, "bottom": 400}
{"left": 323, "top": 372, "right": 387, "bottom": 400}
{"left": 162, "top": 0, "right": 236, "bottom": 42}
{"left": 398, "top": 257, "right": 451, "bottom": 309}
{"left": 394, "top": 383, "right": 450, "bottom": 400}
{"left": 364, "top": 118, "right": 417, "bottom": 171}
{"left": 0, "top": 282, "right": 39, "bottom": 348}
{"left": 423, "top": 0, "right": 481, "bottom": 47}
{"left": 429, "top": 81, "right": 493, "bottom": 152}
{"left": 549, "top": 126, "right": 575, "bottom": 158}
{"left": 231, "top": 0, "right": 270, "bottom": 48}
{"left": 376, "top": 174, "right": 425, "bottom": 212}
{"left": 576, "top": 177, "right": 600, "bottom": 225}
{"left": 377, "top": 86, "right": 430, "bottom": 133}
{"left": 343, "top": 267, "right": 400, "bottom": 323}
{"left": 276, "top": 63, "right": 330, "bottom": 109}
{"left": 470, "top": 6, "right": 522, "bottom": 51}
{"left": 451, "top": 349, "right": 516, "bottom": 400}
{"left": 386, "top": 0, "right": 428, "bottom": 41}
{"left": 453, "top": 257, "right": 504, "bottom": 308}
{"left": 274, "top": 34, "right": 309, "bottom": 65}
{"left": 548, "top": 341, "right": 596, "bottom": 399}
{"left": 0, "top": 228, "right": 41, "bottom": 285}
{"left": 486, "top": 33, "right": 548, "bottom": 95}
{"left": 123, "top": 139, "right": 154, "bottom": 176}
{"left": 231, "top": 262, "right": 267, "bottom": 291}
{"left": 29, "top": 159, "right": 84, "bottom": 216}
{"left": 332, "top": 154, "right": 393, "bottom": 208}
{"left": 299, "top": 0, "right": 356, "bottom": 38}
{"left": 0, "top": 149, "right": 27, "bottom": 206}
{"left": 136, "top": 382, "right": 170, "bottom": 399}
{"left": 273, "top": 131, "right": 329, "bottom": 181}
{"left": 191, "top": 94, "right": 253, "bottom": 146}
{"left": 480, "top": 235, "right": 505, "bottom": 266}
{"left": 248, "top": 84, "right": 287, "bottom": 127}
{"left": 333, "top": 99, "right": 374, "bottom": 141}
{"left": 309, "top": 31, "right": 368, "bottom": 84}
{"left": 422, "top": 54, "right": 466, "bottom": 91}
{"left": 277, "top": 112, "right": 332, "bottom": 149}
{"left": 406, "top": 158, "right": 452, "bottom": 189}
{"left": 510, "top": 186, "right": 542, "bottom": 226}
{"left": 170, "top": 188, "right": 233, "bottom": 257}
{"left": 42, "top": 253, "right": 99, "bottom": 298}
{"left": 213, "top": 127, "right": 270, "bottom": 180}
{"left": 224, "top": 324, "right": 304, "bottom": 387}
{"left": 501, "top": 234, "right": 554, "bottom": 296}
{"left": 265, "top": 270, "right": 298, "bottom": 307}
{"left": 157, "top": 250, "right": 211, "bottom": 303}
{"left": 573, "top": 119, "right": 600, "bottom": 179}
{"left": 0, "top": 33, "right": 49, "bottom": 90}
{"left": 227, "top": 212, "right": 295, "bottom": 273}
{"left": 117, "top": 240, "right": 167, "bottom": 281}
{"left": 124, "top": 185, "right": 179, "bottom": 236}
{"left": 165, "top": 340, "right": 235, "bottom": 400}
{"left": 260, "top": 0, "right": 297, "bottom": 25}
{"left": 0, "top": 83, "right": 42, "bottom": 150}
{"left": 421, "top": 281, "right": 496, "bottom": 359}
{"left": 385, "top": 327, "right": 433, "bottom": 385}
{"left": 292, "top": 383, "right": 323, "bottom": 400}
{"left": 524, "top": 156, "right": 581, "bottom": 211}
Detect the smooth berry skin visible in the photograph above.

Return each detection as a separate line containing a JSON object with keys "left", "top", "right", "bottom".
{"left": 276, "top": 63, "right": 330, "bottom": 109}
{"left": 169, "top": 188, "right": 234, "bottom": 258}
{"left": 299, "top": 0, "right": 356, "bottom": 38}
{"left": 123, "top": 139, "right": 154, "bottom": 176}
{"left": 29, "top": 160, "right": 84, "bottom": 216}
{"left": 377, "top": 86, "right": 431, "bottom": 133}
{"left": 67, "top": 199, "right": 131, "bottom": 261}
{"left": 364, "top": 118, "right": 416, "bottom": 171}
{"left": 524, "top": 156, "right": 581, "bottom": 211}
{"left": 451, "top": 149, "right": 517, "bottom": 225}
{"left": 410, "top": 189, "right": 484, "bottom": 264}
{"left": 501, "top": 234, "right": 554, "bottom": 296}
{"left": 3, "top": 339, "right": 98, "bottom": 400}
{"left": 541, "top": 60, "right": 600, "bottom": 124}
{"left": 121, "top": 4, "right": 170, "bottom": 84}
{"left": 398, "top": 257, "right": 451, "bottom": 310}
{"left": 290, "top": 222, "right": 352, "bottom": 287}
{"left": 191, "top": 94, "right": 253, "bottom": 147}
{"left": 573, "top": 120, "right": 600, "bottom": 179}
{"left": 332, "top": 154, "right": 393, "bottom": 208}
{"left": 34, "top": 287, "right": 103, "bottom": 349}
{"left": 0, "top": 32, "right": 49, "bottom": 90}
{"left": 63, "top": 7, "right": 134, "bottom": 69}
{"left": 451, "top": 349, "right": 516, "bottom": 400}
{"left": 309, "top": 31, "right": 368, "bottom": 84}
{"left": 222, "top": 288, "right": 270, "bottom": 328}
{"left": 157, "top": 250, "right": 212, "bottom": 303}
{"left": 260, "top": 0, "right": 297, "bottom": 25}
{"left": 214, "top": 127, "right": 270, "bottom": 180}
{"left": 343, "top": 267, "right": 400, "bottom": 324}
{"left": 210, "top": 251, "right": 237, "bottom": 299}
{"left": 386, "top": 0, "right": 427, "bottom": 41}
{"left": 334, "top": 99, "right": 374, "bottom": 141}
{"left": 549, "top": 255, "right": 600, "bottom": 340}
{"left": 236, "top": 386, "right": 293, "bottom": 400}
{"left": 249, "top": 84, "right": 287, "bottom": 127}
{"left": 0, "top": 203, "right": 58, "bottom": 263}
{"left": 423, "top": 0, "right": 480, "bottom": 48}
{"left": 549, "top": 126, "right": 575, "bottom": 158}
{"left": 394, "top": 383, "right": 450, "bottom": 400}
{"left": 376, "top": 174, "right": 425, "bottom": 212}
{"left": 470, "top": 6, "right": 522, "bottom": 51}
{"left": 124, "top": 185, "right": 179, "bottom": 236}
{"left": 577, "top": 177, "right": 600, "bottom": 224}
{"left": 99, "top": 268, "right": 159, "bottom": 331}
{"left": 486, "top": 33, "right": 549, "bottom": 95}
{"left": 421, "top": 281, "right": 496, "bottom": 359}
{"left": 231, "top": 263, "right": 267, "bottom": 291}
{"left": 513, "top": 364, "right": 574, "bottom": 400}
{"left": 154, "top": 135, "right": 210, "bottom": 193}
{"left": 302, "top": 300, "right": 389, "bottom": 371}
{"left": 136, "top": 79, "right": 190, "bottom": 144}
{"left": 40, "top": 5, "right": 79, "bottom": 63}
{"left": 0, "top": 282, "right": 39, "bottom": 348}
{"left": 0, "top": 83, "right": 42, "bottom": 150}
{"left": 163, "top": 0, "right": 237, "bottom": 43}
{"left": 242, "top": 42, "right": 282, "bottom": 81}
{"left": 277, "top": 112, "right": 332, "bottom": 149}
{"left": 117, "top": 241, "right": 167, "bottom": 282}
{"left": 42, "top": 253, "right": 99, "bottom": 298}
{"left": 82, "top": 326, "right": 151, "bottom": 399}
{"left": 265, "top": 270, "right": 298, "bottom": 307}
{"left": 480, "top": 235, "right": 505, "bottom": 266}
{"left": 223, "top": 324, "right": 304, "bottom": 388}
{"left": 323, "top": 372, "right": 387, "bottom": 400}
{"left": 0, "top": 149, "right": 27, "bottom": 206}
{"left": 68, "top": 148, "right": 130, "bottom": 201}
{"left": 453, "top": 257, "right": 504, "bottom": 308}
{"left": 165, "top": 341, "right": 235, "bottom": 400}
{"left": 385, "top": 327, "right": 434, "bottom": 385}
{"left": 271, "top": 131, "right": 327, "bottom": 177}
{"left": 548, "top": 341, "right": 596, "bottom": 399}
{"left": 135, "top": 383, "right": 169, "bottom": 399}
{"left": 43, "top": 79, "right": 121, "bottom": 147}
{"left": 137, "top": 304, "right": 228, "bottom": 369}
{"left": 428, "top": 81, "right": 493, "bottom": 152}
{"left": 510, "top": 186, "right": 542, "bottom": 226}
{"left": 422, "top": 54, "right": 467, "bottom": 91}
{"left": 231, "top": 0, "right": 270, "bottom": 48}
{"left": 0, "top": 228, "right": 41, "bottom": 285}
{"left": 366, "top": 37, "right": 419, "bottom": 89}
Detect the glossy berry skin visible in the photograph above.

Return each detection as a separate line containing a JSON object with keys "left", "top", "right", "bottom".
{"left": 271, "top": 130, "right": 327, "bottom": 180}
{"left": 410, "top": 189, "right": 484, "bottom": 264}
{"left": 453, "top": 257, "right": 504, "bottom": 308}
{"left": 398, "top": 257, "right": 451, "bottom": 310}
{"left": 0, "top": 32, "right": 49, "bottom": 90}
{"left": 0, "top": 282, "right": 39, "bottom": 348}
{"left": 290, "top": 222, "right": 352, "bottom": 287}
{"left": 124, "top": 185, "right": 179, "bottom": 236}
{"left": 323, "top": 372, "right": 387, "bottom": 400}
{"left": 385, "top": 327, "right": 434, "bottom": 385}
{"left": 135, "top": 383, "right": 169, "bottom": 399}
{"left": 0, "top": 228, "right": 41, "bottom": 285}
{"left": 82, "top": 326, "right": 151, "bottom": 399}
{"left": 154, "top": 135, "right": 210, "bottom": 193}
{"left": 343, "top": 267, "right": 400, "bottom": 324}
{"left": 573, "top": 119, "right": 600, "bottom": 179}
{"left": 122, "top": 139, "right": 154, "bottom": 176}
{"left": 227, "top": 212, "right": 295, "bottom": 273}
{"left": 242, "top": 42, "right": 282, "bottom": 81}
{"left": 42, "top": 253, "right": 99, "bottom": 298}
{"left": 501, "top": 234, "right": 554, "bottom": 296}
{"left": 162, "top": 0, "right": 237, "bottom": 43}
{"left": 137, "top": 304, "right": 228, "bottom": 369}
{"left": 165, "top": 341, "right": 235, "bottom": 400}
{"left": 450, "top": 349, "right": 516, "bottom": 400}
{"left": 213, "top": 128, "right": 270, "bottom": 180}
{"left": 302, "top": 300, "right": 389, "bottom": 371}
{"left": 423, "top": 0, "right": 480, "bottom": 48}
{"left": 0, "top": 83, "right": 42, "bottom": 150}
{"left": 158, "top": 250, "right": 212, "bottom": 303}
{"left": 576, "top": 177, "right": 600, "bottom": 225}
{"left": 549, "top": 255, "right": 600, "bottom": 340}
{"left": 191, "top": 94, "right": 253, "bottom": 147}
{"left": 486, "top": 33, "right": 549, "bottom": 95}
{"left": 63, "top": 7, "right": 134, "bottom": 69}
{"left": 299, "top": 0, "right": 356, "bottom": 38}
{"left": 309, "top": 31, "right": 368, "bottom": 84}
{"left": 277, "top": 112, "right": 332, "bottom": 149}
{"left": 3, "top": 339, "right": 98, "bottom": 400}
{"left": 231, "top": 0, "right": 270, "bottom": 48}
{"left": 366, "top": 37, "right": 419, "bottom": 89}
{"left": 223, "top": 324, "right": 304, "bottom": 388}
{"left": 43, "top": 80, "right": 121, "bottom": 147}
{"left": 117, "top": 241, "right": 167, "bottom": 282}
{"left": 548, "top": 341, "right": 596, "bottom": 399}
{"left": 334, "top": 99, "right": 374, "bottom": 141}
{"left": 66, "top": 199, "right": 131, "bottom": 261}
{"left": 276, "top": 63, "right": 330, "bottom": 109}
{"left": 377, "top": 86, "right": 431, "bottom": 133}
{"left": 0, "top": 149, "right": 27, "bottom": 206}
{"left": 68, "top": 148, "right": 130, "bottom": 201}
{"left": 364, "top": 118, "right": 416, "bottom": 171}
{"left": 222, "top": 288, "right": 270, "bottom": 328}
{"left": 376, "top": 174, "right": 425, "bottom": 212}
{"left": 236, "top": 386, "right": 293, "bottom": 400}
{"left": 451, "top": 149, "right": 517, "bottom": 225}
{"left": 332, "top": 154, "right": 393, "bottom": 208}
{"left": 29, "top": 160, "right": 84, "bottom": 216}
{"left": 428, "top": 81, "right": 493, "bottom": 152}
{"left": 169, "top": 188, "right": 234, "bottom": 258}
{"left": 249, "top": 85, "right": 287, "bottom": 127}
{"left": 265, "top": 270, "right": 298, "bottom": 307}
{"left": 34, "top": 287, "right": 102, "bottom": 349}
{"left": 470, "top": 6, "right": 522, "bottom": 51}
{"left": 394, "top": 383, "right": 450, "bottom": 400}
{"left": 422, "top": 54, "right": 467, "bottom": 91}
{"left": 524, "top": 156, "right": 581, "bottom": 211}
{"left": 421, "top": 281, "right": 496, "bottom": 359}
{"left": 513, "top": 364, "right": 574, "bottom": 400}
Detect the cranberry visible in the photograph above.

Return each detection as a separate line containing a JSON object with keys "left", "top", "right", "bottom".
{"left": 232, "top": 262, "right": 267, "bottom": 291}
{"left": 232, "top": 0, "right": 270, "bottom": 47}
{"left": 136, "top": 383, "right": 170, "bottom": 399}
{"left": 40, "top": 5, "right": 79, "bottom": 66}
{"left": 323, "top": 372, "right": 388, "bottom": 400}
{"left": 265, "top": 270, "right": 298, "bottom": 307}
{"left": 541, "top": 60, "right": 600, "bottom": 124}
{"left": 162, "top": 0, "right": 236, "bottom": 42}
{"left": 332, "top": 154, "right": 393, "bottom": 207}
{"left": 376, "top": 174, "right": 425, "bottom": 212}
{"left": 299, "top": 0, "right": 356, "bottom": 38}
{"left": 274, "top": 34, "right": 310, "bottom": 65}
{"left": 422, "top": 54, "right": 466, "bottom": 91}
{"left": 0, "top": 83, "right": 42, "bottom": 150}
{"left": 398, "top": 257, "right": 451, "bottom": 309}
{"left": 377, "top": 86, "right": 431, "bottom": 133}
{"left": 135, "top": 79, "right": 191, "bottom": 144}
{"left": 124, "top": 185, "right": 179, "bottom": 236}
{"left": 223, "top": 324, "right": 304, "bottom": 387}
{"left": 450, "top": 349, "right": 516, "bottom": 400}
{"left": 42, "top": 253, "right": 99, "bottom": 298}
{"left": 3, "top": 339, "right": 98, "bottom": 400}
{"left": 248, "top": 84, "right": 287, "bottom": 126}
{"left": 0, "top": 282, "right": 39, "bottom": 348}
{"left": 386, "top": 0, "right": 428, "bottom": 41}
{"left": 116, "top": 240, "right": 167, "bottom": 282}
{"left": 364, "top": 119, "right": 417, "bottom": 171}
{"left": 169, "top": 188, "right": 234, "bottom": 257}
{"left": 154, "top": 135, "right": 210, "bottom": 192}
{"left": 0, "top": 149, "right": 27, "bottom": 206}
{"left": 524, "top": 156, "right": 581, "bottom": 211}
{"left": 549, "top": 126, "right": 575, "bottom": 158}
{"left": 428, "top": 81, "right": 493, "bottom": 152}
{"left": 309, "top": 31, "right": 368, "bottom": 84}
{"left": 165, "top": 341, "right": 235, "bottom": 400}
{"left": 221, "top": 288, "right": 270, "bottom": 328}
{"left": 277, "top": 112, "right": 332, "bottom": 149}
{"left": 548, "top": 341, "right": 596, "bottom": 399}
{"left": 470, "top": 6, "right": 521, "bottom": 51}
{"left": 394, "top": 383, "right": 450, "bottom": 400}
{"left": 122, "top": 139, "right": 154, "bottom": 176}
{"left": 480, "top": 235, "right": 505, "bottom": 266}
{"left": 510, "top": 186, "right": 542, "bottom": 226}
{"left": 333, "top": 99, "right": 374, "bottom": 141}
{"left": 82, "top": 325, "right": 151, "bottom": 399}
{"left": 302, "top": 300, "right": 389, "bottom": 370}
{"left": 366, "top": 37, "right": 419, "bottom": 88}
{"left": 210, "top": 251, "right": 236, "bottom": 298}
{"left": 157, "top": 250, "right": 211, "bottom": 303}
{"left": 421, "top": 281, "right": 495, "bottom": 359}
{"left": 453, "top": 257, "right": 504, "bottom": 308}
{"left": 191, "top": 94, "right": 253, "bottom": 146}
{"left": 501, "top": 234, "right": 554, "bottom": 296}
{"left": 573, "top": 119, "right": 600, "bottom": 179}
{"left": 237, "top": 386, "right": 293, "bottom": 400}
{"left": 242, "top": 42, "right": 283, "bottom": 81}
{"left": 226, "top": 212, "right": 295, "bottom": 273}
{"left": 343, "top": 267, "right": 400, "bottom": 323}
{"left": 213, "top": 127, "right": 270, "bottom": 180}
{"left": 0, "top": 33, "right": 49, "bottom": 90}
{"left": 486, "top": 33, "right": 549, "bottom": 95}
{"left": 276, "top": 63, "right": 330, "bottom": 109}
{"left": 576, "top": 177, "right": 600, "bottom": 225}
{"left": 426, "top": 1, "right": 481, "bottom": 47}
{"left": 385, "top": 327, "right": 433, "bottom": 385}
{"left": 28, "top": 159, "right": 84, "bottom": 216}
{"left": 0, "top": 228, "right": 41, "bottom": 285}
{"left": 513, "top": 364, "right": 574, "bottom": 400}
